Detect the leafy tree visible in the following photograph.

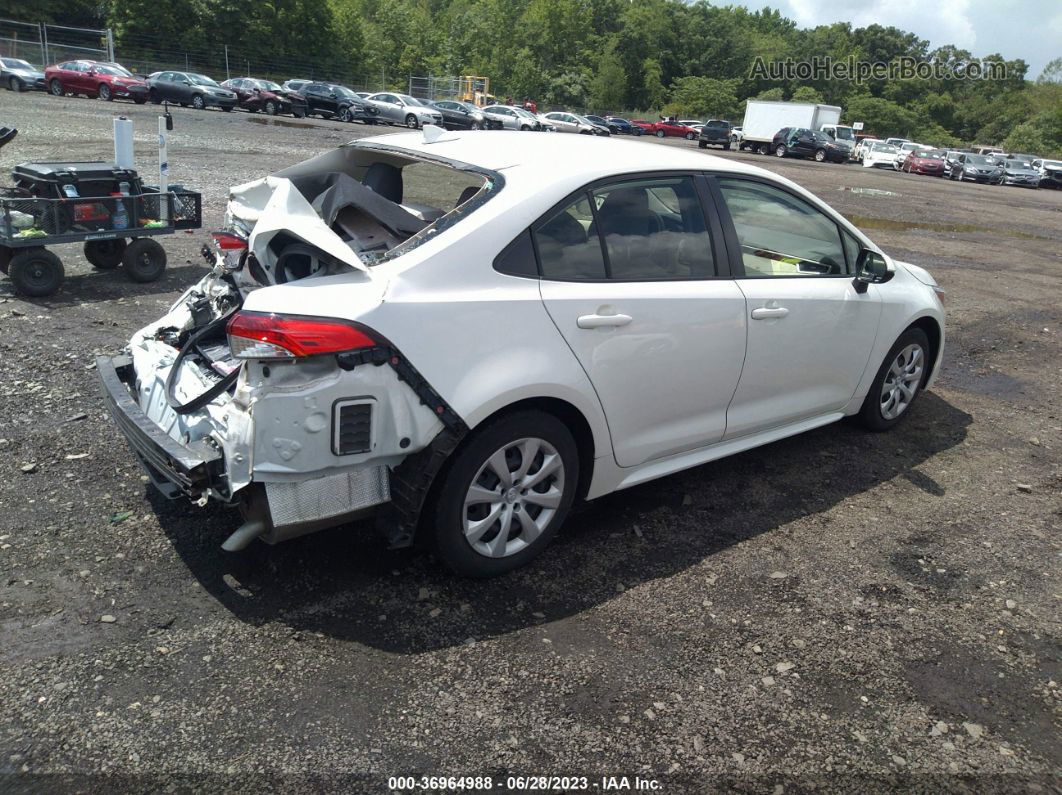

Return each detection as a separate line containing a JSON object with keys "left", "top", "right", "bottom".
{"left": 666, "top": 76, "right": 739, "bottom": 119}
{"left": 845, "top": 95, "right": 918, "bottom": 138}
{"left": 641, "top": 57, "right": 666, "bottom": 110}
{"left": 755, "top": 87, "right": 784, "bottom": 101}
{"left": 589, "top": 37, "right": 627, "bottom": 111}
{"left": 1036, "top": 57, "right": 1062, "bottom": 85}
{"left": 790, "top": 86, "right": 822, "bottom": 103}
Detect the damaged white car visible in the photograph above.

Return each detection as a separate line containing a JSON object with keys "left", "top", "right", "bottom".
{"left": 98, "top": 129, "right": 945, "bottom": 577}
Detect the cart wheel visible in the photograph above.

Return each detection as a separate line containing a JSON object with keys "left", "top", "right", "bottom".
{"left": 9, "top": 248, "right": 64, "bottom": 297}
{"left": 122, "top": 238, "right": 167, "bottom": 283}
{"left": 84, "top": 239, "right": 127, "bottom": 270}
{"left": 0, "top": 245, "right": 11, "bottom": 275}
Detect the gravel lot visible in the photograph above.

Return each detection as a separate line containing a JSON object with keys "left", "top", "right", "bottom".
{"left": 1, "top": 92, "right": 1059, "bottom": 792}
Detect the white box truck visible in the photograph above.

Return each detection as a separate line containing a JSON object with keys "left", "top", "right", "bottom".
{"left": 739, "top": 100, "right": 856, "bottom": 155}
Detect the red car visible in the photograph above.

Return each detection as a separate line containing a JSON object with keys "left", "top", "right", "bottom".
{"left": 647, "top": 117, "right": 699, "bottom": 140}
{"left": 630, "top": 119, "right": 655, "bottom": 135}
{"left": 902, "top": 149, "right": 946, "bottom": 176}
{"left": 45, "top": 60, "right": 148, "bottom": 103}
{"left": 220, "top": 77, "right": 308, "bottom": 117}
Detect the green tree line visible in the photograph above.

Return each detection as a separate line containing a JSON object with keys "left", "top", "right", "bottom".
{"left": 26, "top": 0, "right": 1062, "bottom": 154}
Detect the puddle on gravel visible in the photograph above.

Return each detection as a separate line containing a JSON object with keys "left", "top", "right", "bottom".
{"left": 246, "top": 117, "right": 320, "bottom": 130}
{"left": 844, "top": 214, "right": 1053, "bottom": 241}
{"left": 839, "top": 186, "right": 901, "bottom": 197}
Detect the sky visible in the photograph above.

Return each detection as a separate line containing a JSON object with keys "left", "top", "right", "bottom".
{"left": 728, "top": 0, "right": 1060, "bottom": 79}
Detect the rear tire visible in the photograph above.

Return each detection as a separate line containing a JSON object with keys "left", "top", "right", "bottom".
{"left": 655, "top": 130, "right": 665, "bottom": 138}
{"left": 150, "top": 88, "right": 160, "bottom": 104}
{"left": 8, "top": 248, "right": 64, "bottom": 297}
{"left": 430, "top": 411, "right": 578, "bottom": 578}
{"left": 122, "top": 238, "right": 167, "bottom": 283}
{"left": 775, "top": 144, "right": 787, "bottom": 157}
{"left": 84, "top": 238, "right": 126, "bottom": 270}
{"left": 856, "top": 328, "right": 931, "bottom": 431}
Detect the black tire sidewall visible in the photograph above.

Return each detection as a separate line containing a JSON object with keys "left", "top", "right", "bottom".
{"left": 431, "top": 411, "right": 579, "bottom": 578}
{"left": 857, "top": 327, "right": 931, "bottom": 431}
{"left": 122, "top": 238, "right": 167, "bottom": 282}
{"left": 84, "top": 238, "right": 126, "bottom": 269}
{"left": 9, "top": 248, "right": 64, "bottom": 297}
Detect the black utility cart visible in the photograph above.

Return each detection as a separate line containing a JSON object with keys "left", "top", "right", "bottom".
{"left": 0, "top": 161, "right": 201, "bottom": 297}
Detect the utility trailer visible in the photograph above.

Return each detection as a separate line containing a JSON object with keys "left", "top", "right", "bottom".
{"left": 0, "top": 161, "right": 200, "bottom": 297}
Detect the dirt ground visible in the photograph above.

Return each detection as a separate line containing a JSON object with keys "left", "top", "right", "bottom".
{"left": 0, "top": 92, "right": 1059, "bottom": 793}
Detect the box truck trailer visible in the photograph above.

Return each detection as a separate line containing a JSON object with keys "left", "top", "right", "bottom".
{"left": 739, "top": 100, "right": 856, "bottom": 155}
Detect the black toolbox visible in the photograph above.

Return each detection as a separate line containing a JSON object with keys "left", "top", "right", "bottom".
{"left": 13, "top": 161, "right": 144, "bottom": 200}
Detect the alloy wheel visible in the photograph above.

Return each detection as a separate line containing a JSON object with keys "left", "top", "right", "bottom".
{"left": 9, "top": 77, "right": 20, "bottom": 92}
{"left": 99, "top": 84, "right": 111, "bottom": 101}
{"left": 192, "top": 95, "right": 204, "bottom": 109}
{"left": 405, "top": 113, "right": 418, "bottom": 129}
{"left": 462, "top": 437, "right": 565, "bottom": 559}
{"left": 50, "top": 79, "right": 63, "bottom": 96}
{"left": 880, "top": 344, "right": 924, "bottom": 420}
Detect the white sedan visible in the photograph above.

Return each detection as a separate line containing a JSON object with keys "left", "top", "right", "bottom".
{"left": 863, "top": 142, "right": 900, "bottom": 168}
{"left": 98, "top": 131, "right": 945, "bottom": 577}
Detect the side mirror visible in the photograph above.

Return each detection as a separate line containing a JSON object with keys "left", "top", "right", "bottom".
{"left": 854, "top": 249, "right": 892, "bottom": 293}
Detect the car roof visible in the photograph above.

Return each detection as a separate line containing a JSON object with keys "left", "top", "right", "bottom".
{"left": 352, "top": 129, "right": 777, "bottom": 184}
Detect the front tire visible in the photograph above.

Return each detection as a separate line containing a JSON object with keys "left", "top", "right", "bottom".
{"left": 9, "top": 76, "right": 23, "bottom": 92}
{"left": 431, "top": 411, "right": 578, "bottom": 578}
{"left": 685, "top": 131, "right": 695, "bottom": 140}
{"left": 9, "top": 248, "right": 64, "bottom": 297}
{"left": 405, "top": 113, "right": 419, "bottom": 129}
{"left": 341, "top": 107, "right": 354, "bottom": 123}
{"left": 99, "top": 83, "right": 112, "bottom": 101}
{"left": 191, "top": 94, "right": 205, "bottom": 110}
{"left": 814, "top": 149, "right": 826, "bottom": 162}
{"left": 655, "top": 130, "right": 665, "bottom": 138}
{"left": 265, "top": 100, "right": 277, "bottom": 115}
{"left": 775, "top": 144, "right": 787, "bottom": 157}
{"left": 856, "top": 328, "right": 930, "bottom": 431}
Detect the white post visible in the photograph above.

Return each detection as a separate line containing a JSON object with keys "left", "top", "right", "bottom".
{"left": 113, "top": 116, "right": 134, "bottom": 169}
{"left": 158, "top": 115, "right": 169, "bottom": 224}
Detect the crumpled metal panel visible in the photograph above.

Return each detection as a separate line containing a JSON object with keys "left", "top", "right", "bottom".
{"left": 265, "top": 466, "right": 390, "bottom": 527}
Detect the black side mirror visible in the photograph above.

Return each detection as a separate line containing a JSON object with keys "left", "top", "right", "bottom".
{"left": 854, "top": 249, "right": 892, "bottom": 293}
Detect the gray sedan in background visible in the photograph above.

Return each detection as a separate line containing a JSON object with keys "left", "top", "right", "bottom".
{"left": 147, "top": 71, "right": 237, "bottom": 110}
{"left": 1, "top": 57, "right": 46, "bottom": 92}
{"left": 542, "top": 111, "right": 607, "bottom": 135}
{"left": 365, "top": 92, "right": 443, "bottom": 128}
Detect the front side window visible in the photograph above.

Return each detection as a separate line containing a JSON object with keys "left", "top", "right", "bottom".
{"left": 718, "top": 178, "right": 848, "bottom": 277}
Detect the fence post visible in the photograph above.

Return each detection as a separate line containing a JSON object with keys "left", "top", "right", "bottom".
{"left": 106, "top": 28, "right": 114, "bottom": 61}
{"left": 224, "top": 44, "right": 230, "bottom": 80}
{"left": 40, "top": 23, "right": 48, "bottom": 67}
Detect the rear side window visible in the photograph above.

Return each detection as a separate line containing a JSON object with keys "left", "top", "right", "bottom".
{"left": 493, "top": 230, "right": 538, "bottom": 277}
{"left": 535, "top": 194, "right": 606, "bottom": 280}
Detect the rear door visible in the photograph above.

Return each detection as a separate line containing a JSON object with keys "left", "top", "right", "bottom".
{"left": 537, "top": 173, "right": 747, "bottom": 467}
{"left": 712, "top": 176, "right": 881, "bottom": 438}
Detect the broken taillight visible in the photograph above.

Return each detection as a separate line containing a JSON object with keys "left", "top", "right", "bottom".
{"left": 210, "top": 230, "right": 248, "bottom": 270}
{"left": 227, "top": 311, "right": 377, "bottom": 360}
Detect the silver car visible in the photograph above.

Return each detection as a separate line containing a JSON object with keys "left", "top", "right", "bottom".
{"left": 1000, "top": 159, "right": 1040, "bottom": 188}
{"left": 365, "top": 92, "right": 443, "bottom": 128}
{"left": 542, "top": 111, "right": 603, "bottom": 135}
{"left": 480, "top": 105, "right": 542, "bottom": 131}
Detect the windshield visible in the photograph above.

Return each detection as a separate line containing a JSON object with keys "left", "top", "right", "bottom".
{"left": 515, "top": 108, "right": 536, "bottom": 119}
{"left": 874, "top": 145, "right": 898, "bottom": 154}
{"left": 255, "top": 79, "right": 283, "bottom": 91}
{"left": 398, "top": 94, "right": 422, "bottom": 106}
{"left": 3, "top": 58, "right": 34, "bottom": 70}
{"left": 334, "top": 86, "right": 357, "bottom": 99}
{"left": 968, "top": 155, "right": 995, "bottom": 166}
{"left": 189, "top": 74, "right": 218, "bottom": 86}
{"left": 811, "top": 131, "right": 830, "bottom": 142}
{"left": 833, "top": 127, "right": 855, "bottom": 140}
{"left": 95, "top": 64, "right": 133, "bottom": 77}
{"left": 1005, "top": 159, "right": 1031, "bottom": 168}
{"left": 918, "top": 150, "right": 944, "bottom": 159}
{"left": 1043, "top": 160, "right": 1062, "bottom": 169}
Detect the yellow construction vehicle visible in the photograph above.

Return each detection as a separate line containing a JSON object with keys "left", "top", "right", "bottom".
{"left": 459, "top": 76, "right": 495, "bottom": 107}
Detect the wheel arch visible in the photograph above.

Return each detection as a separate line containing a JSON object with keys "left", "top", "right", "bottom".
{"left": 906, "top": 315, "right": 942, "bottom": 388}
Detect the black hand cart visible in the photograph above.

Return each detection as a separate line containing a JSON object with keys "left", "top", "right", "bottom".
{"left": 0, "top": 160, "right": 201, "bottom": 297}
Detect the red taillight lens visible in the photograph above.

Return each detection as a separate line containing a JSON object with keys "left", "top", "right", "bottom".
{"left": 211, "top": 231, "right": 248, "bottom": 251}
{"left": 227, "top": 311, "right": 377, "bottom": 360}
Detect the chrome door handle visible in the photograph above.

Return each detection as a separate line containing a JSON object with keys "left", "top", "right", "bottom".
{"left": 577, "top": 313, "right": 633, "bottom": 329}
{"left": 751, "top": 306, "right": 789, "bottom": 320}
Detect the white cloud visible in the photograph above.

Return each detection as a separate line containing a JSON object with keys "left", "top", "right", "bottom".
{"left": 784, "top": 0, "right": 977, "bottom": 50}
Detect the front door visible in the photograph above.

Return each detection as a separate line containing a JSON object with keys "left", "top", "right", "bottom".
{"left": 713, "top": 176, "right": 882, "bottom": 438}
{"left": 537, "top": 174, "right": 747, "bottom": 467}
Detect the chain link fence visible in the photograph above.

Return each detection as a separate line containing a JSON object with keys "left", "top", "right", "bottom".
{"left": 0, "top": 19, "right": 112, "bottom": 67}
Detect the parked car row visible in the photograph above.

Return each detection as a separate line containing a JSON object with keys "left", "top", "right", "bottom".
{"left": 856, "top": 138, "right": 1057, "bottom": 188}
